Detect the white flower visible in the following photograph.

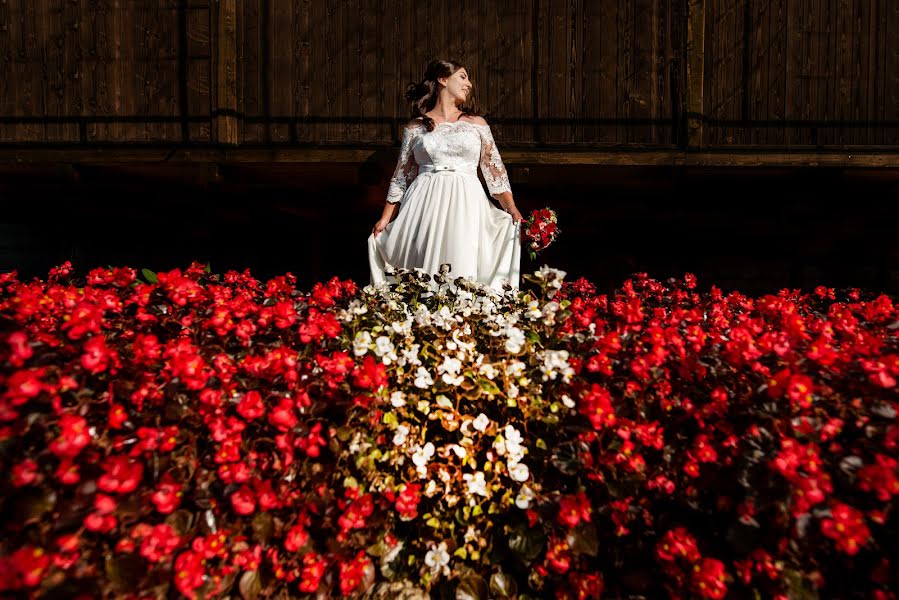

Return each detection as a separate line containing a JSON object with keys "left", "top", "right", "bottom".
{"left": 478, "top": 362, "right": 499, "bottom": 380}
{"left": 352, "top": 331, "right": 372, "bottom": 356}
{"left": 540, "top": 349, "right": 575, "bottom": 383}
{"left": 507, "top": 383, "right": 519, "bottom": 399}
{"left": 414, "top": 367, "right": 434, "bottom": 389}
{"left": 449, "top": 444, "right": 467, "bottom": 459}
{"left": 472, "top": 413, "right": 490, "bottom": 432}
{"left": 392, "top": 424, "right": 409, "bottom": 446}
{"left": 508, "top": 462, "right": 530, "bottom": 482}
{"left": 412, "top": 442, "right": 435, "bottom": 477}
{"left": 515, "top": 484, "right": 535, "bottom": 509}
{"left": 524, "top": 300, "right": 543, "bottom": 320}
{"left": 438, "top": 356, "right": 465, "bottom": 386}
{"left": 493, "top": 436, "right": 506, "bottom": 456}
{"left": 399, "top": 343, "right": 422, "bottom": 367}
{"left": 374, "top": 335, "right": 395, "bottom": 357}
{"left": 463, "top": 471, "right": 488, "bottom": 497}
{"left": 390, "top": 390, "right": 406, "bottom": 408}
{"left": 505, "top": 361, "right": 526, "bottom": 378}
{"left": 561, "top": 394, "right": 576, "bottom": 409}
{"left": 505, "top": 326, "right": 526, "bottom": 353}
{"left": 424, "top": 541, "right": 451, "bottom": 576}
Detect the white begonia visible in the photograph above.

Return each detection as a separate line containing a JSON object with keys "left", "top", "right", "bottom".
{"left": 505, "top": 360, "right": 526, "bottom": 378}
{"left": 493, "top": 435, "right": 506, "bottom": 456}
{"left": 374, "top": 335, "right": 394, "bottom": 356}
{"left": 449, "top": 444, "right": 467, "bottom": 459}
{"left": 399, "top": 343, "right": 422, "bottom": 368}
{"left": 508, "top": 462, "right": 530, "bottom": 482}
{"left": 507, "top": 383, "right": 519, "bottom": 399}
{"left": 424, "top": 541, "right": 451, "bottom": 576}
{"left": 463, "top": 471, "right": 488, "bottom": 498}
{"left": 540, "top": 349, "right": 575, "bottom": 383}
{"left": 524, "top": 300, "right": 543, "bottom": 320}
{"left": 352, "top": 331, "right": 372, "bottom": 356}
{"left": 393, "top": 424, "right": 409, "bottom": 446}
{"left": 414, "top": 366, "right": 434, "bottom": 389}
{"left": 515, "top": 484, "right": 536, "bottom": 509}
{"left": 505, "top": 326, "right": 526, "bottom": 353}
{"left": 391, "top": 316, "right": 413, "bottom": 336}
{"left": 414, "top": 304, "right": 432, "bottom": 327}
{"left": 478, "top": 363, "right": 499, "bottom": 380}
{"left": 541, "top": 301, "right": 561, "bottom": 325}
{"left": 561, "top": 393, "right": 576, "bottom": 409}
{"left": 390, "top": 390, "right": 406, "bottom": 408}
{"left": 472, "top": 413, "right": 490, "bottom": 433}
{"left": 412, "top": 442, "right": 435, "bottom": 477}
{"left": 535, "top": 265, "right": 567, "bottom": 287}
{"left": 437, "top": 356, "right": 464, "bottom": 386}
{"left": 349, "top": 300, "right": 368, "bottom": 315}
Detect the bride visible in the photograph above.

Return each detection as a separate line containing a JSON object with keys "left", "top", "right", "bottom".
{"left": 367, "top": 59, "right": 523, "bottom": 292}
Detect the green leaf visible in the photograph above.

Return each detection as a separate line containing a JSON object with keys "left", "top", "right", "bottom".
{"left": 164, "top": 509, "right": 196, "bottom": 536}
{"left": 568, "top": 522, "right": 599, "bottom": 557}
{"left": 105, "top": 554, "right": 144, "bottom": 593}
{"left": 141, "top": 268, "right": 158, "bottom": 284}
{"left": 456, "top": 575, "right": 488, "bottom": 600}
{"left": 204, "top": 262, "right": 211, "bottom": 273}
{"left": 478, "top": 379, "right": 500, "bottom": 395}
{"left": 251, "top": 513, "right": 274, "bottom": 544}
{"left": 239, "top": 570, "right": 261, "bottom": 600}
{"left": 508, "top": 525, "right": 545, "bottom": 562}
{"left": 489, "top": 572, "right": 518, "bottom": 598}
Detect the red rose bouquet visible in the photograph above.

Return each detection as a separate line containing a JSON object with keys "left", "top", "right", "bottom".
{"left": 522, "top": 207, "right": 559, "bottom": 260}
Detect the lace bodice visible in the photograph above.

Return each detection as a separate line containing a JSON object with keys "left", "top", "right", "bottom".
{"left": 386, "top": 119, "right": 513, "bottom": 203}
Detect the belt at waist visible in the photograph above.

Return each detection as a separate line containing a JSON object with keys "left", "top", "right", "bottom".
{"left": 418, "top": 164, "right": 478, "bottom": 176}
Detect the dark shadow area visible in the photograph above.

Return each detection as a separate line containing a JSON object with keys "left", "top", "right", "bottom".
{"left": 2, "top": 165, "right": 897, "bottom": 297}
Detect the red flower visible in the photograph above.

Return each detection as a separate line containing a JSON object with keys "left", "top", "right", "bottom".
{"left": 268, "top": 397, "right": 297, "bottom": 431}
{"left": 11, "top": 459, "right": 40, "bottom": 487}
{"left": 821, "top": 502, "right": 871, "bottom": 555}
{"left": 298, "top": 552, "right": 327, "bottom": 593}
{"left": 337, "top": 493, "right": 374, "bottom": 538}
{"left": 284, "top": 524, "right": 309, "bottom": 552}
{"left": 351, "top": 355, "right": 388, "bottom": 391}
{"left": 545, "top": 538, "right": 572, "bottom": 574}
{"left": 339, "top": 550, "right": 372, "bottom": 596}
{"left": 858, "top": 454, "right": 899, "bottom": 501}
{"left": 81, "top": 334, "right": 116, "bottom": 374}
{"left": 394, "top": 483, "right": 421, "bottom": 521}
{"left": 108, "top": 403, "right": 128, "bottom": 429}
{"left": 557, "top": 491, "right": 592, "bottom": 528}
{"left": 691, "top": 557, "right": 729, "bottom": 599}
{"left": 140, "top": 524, "right": 182, "bottom": 563}
{"left": 230, "top": 485, "right": 257, "bottom": 515}
{"left": 296, "top": 423, "right": 326, "bottom": 458}
{"left": 656, "top": 527, "right": 700, "bottom": 563}
{"left": 6, "top": 331, "right": 33, "bottom": 367}
{"left": 151, "top": 474, "right": 183, "bottom": 514}
{"left": 174, "top": 550, "right": 206, "bottom": 599}
{"left": 237, "top": 390, "right": 265, "bottom": 420}
{"left": 97, "top": 456, "right": 144, "bottom": 494}
{"left": 6, "top": 545, "right": 51, "bottom": 589}
{"left": 579, "top": 383, "right": 616, "bottom": 430}
{"left": 49, "top": 414, "right": 91, "bottom": 459}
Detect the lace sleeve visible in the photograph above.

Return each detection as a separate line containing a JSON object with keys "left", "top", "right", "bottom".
{"left": 479, "top": 124, "right": 512, "bottom": 197}
{"left": 386, "top": 125, "right": 419, "bottom": 204}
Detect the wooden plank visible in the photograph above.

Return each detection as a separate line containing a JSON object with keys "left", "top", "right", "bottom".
{"left": 269, "top": 0, "right": 289, "bottom": 142}
{"left": 772, "top": 0, "right": 787, "bottom": 146}
{"left": 584, "top": 0, "right": 603, "bottom": 144}
{"left": 293, "top": 0, "right": 312, "bottom": 142}
{"left": 2, "top": 147, "right": 898, "bottom": 168}
{"left": 836, "top": 0, "right": 851, "bottom": 146}
{"left": 686, "top": 0, "right": 705, "bottom": 148}
{"left": 360, "top": 0, "right": 379, "bottom": 142}
{"left": 238, "top": 0, "right": 261, "bottom": 143}
{"left": 212, "top": 0, "right": 237, "bottom": 143}
{"left": 886, "top": 2, "right": 899, "bottom": 144}
{"left": 0, "top": 0, "right": 11, "bottom": 141}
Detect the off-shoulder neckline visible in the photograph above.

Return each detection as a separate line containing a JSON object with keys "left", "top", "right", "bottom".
{"left": 408, "top": 118, "right": 489, "bottom": 130}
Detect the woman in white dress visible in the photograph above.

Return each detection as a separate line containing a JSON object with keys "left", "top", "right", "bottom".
{"left": 367, "top": 59, "right": 523, "bottom": 292}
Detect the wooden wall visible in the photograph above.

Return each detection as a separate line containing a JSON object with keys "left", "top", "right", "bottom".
{"left": 0, "top": 0, "right": 896, "bottom": 150}
{"left": 701, "top": 0, "right": 899, "bottom": 147}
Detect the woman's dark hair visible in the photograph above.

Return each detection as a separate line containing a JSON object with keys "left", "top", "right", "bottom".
{"left": 404, "top": 59, "right": 483, "bottom": 133}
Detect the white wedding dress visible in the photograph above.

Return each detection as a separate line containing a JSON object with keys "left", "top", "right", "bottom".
{"left": 367, "top": 118, "right": 521, "bottom": 292}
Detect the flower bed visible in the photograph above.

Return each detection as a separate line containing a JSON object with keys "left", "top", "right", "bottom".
{"left": 1, "top": 261, "right": 898, "bottom": 599}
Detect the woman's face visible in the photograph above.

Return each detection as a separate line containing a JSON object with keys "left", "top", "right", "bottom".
{"left": 439, "top": 68, "right": 472, "bottom": 104}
